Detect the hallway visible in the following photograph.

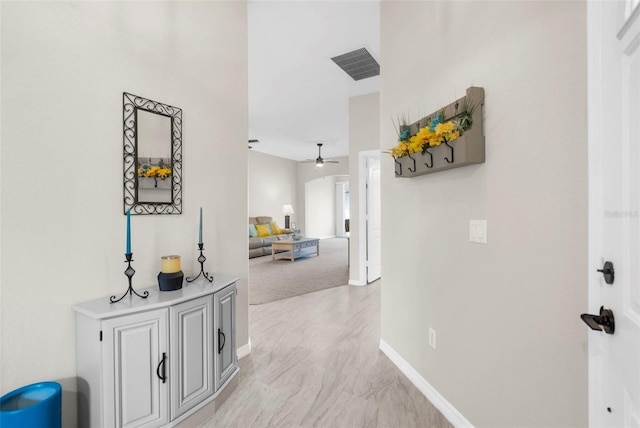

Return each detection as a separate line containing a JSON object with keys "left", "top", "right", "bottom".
{"left": 193, "top": 283, "right": 451, "bottom": 427}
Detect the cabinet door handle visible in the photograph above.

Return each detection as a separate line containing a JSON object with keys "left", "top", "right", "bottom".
{"left": 218, "top": 329, "right": 226, "bottom": 354}
{"left": 156, "top": 352, "right": 167, "bottom": 383}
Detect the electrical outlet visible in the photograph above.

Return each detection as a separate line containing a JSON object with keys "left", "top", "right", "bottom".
{"left": 428, "top": 327, "right": 437, "bottom": 349}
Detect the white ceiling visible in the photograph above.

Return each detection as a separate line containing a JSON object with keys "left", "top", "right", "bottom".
{"left": 248, "top": 1, "right": 380, "bottom": 162}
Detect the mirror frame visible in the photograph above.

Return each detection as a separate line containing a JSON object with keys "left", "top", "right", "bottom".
{"left": 123, "top": 92, "right": 182, "bottom": 215}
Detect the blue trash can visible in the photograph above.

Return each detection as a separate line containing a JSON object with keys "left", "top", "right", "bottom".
{"left": 0, "top": 382, "right": 62, "bottom": 428}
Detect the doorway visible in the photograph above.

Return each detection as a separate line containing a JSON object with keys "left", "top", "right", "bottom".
{"left": 304, "top": 175, "right": 349, "bottom": 239}
{"left": 335, "top": 181, "right": 350, "bottom": 238}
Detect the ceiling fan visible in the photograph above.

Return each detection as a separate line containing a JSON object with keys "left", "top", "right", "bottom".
{"left": 302, "top": 143, "right": 339, "bottom": 168}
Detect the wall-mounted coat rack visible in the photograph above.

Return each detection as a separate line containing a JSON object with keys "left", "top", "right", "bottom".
{"left": 394, "top": 87, "right": 485, "bottom": 178}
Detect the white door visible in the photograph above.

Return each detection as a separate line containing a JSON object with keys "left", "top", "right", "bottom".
{"left": 103, "top": 309, "right": 169, "bottom": 428}
{"left": 587, "top": 1, "right": 640, "bottom": 426}
{"left": 366, "top": 156, "right": 381, "bottom": 282}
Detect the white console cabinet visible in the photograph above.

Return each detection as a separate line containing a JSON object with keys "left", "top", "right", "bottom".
{"left": 75, "top": 275, "right": 238, "bottom": 428}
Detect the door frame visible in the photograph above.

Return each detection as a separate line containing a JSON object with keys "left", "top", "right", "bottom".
{"left": 587, "top": 1, "right": 604, "bottom": 423}
{"left": 365, "top": 155, "right": 381, "bottom": 283}
{"left": 354, "top": 150, "right": 380, "bottom": 286}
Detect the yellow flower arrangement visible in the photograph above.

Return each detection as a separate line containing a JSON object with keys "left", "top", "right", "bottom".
{"left": 388, "top": 108, "right": 473, "bottom": 158}
{"left": 138, "top": 166, "right": 172, "bottom": 179}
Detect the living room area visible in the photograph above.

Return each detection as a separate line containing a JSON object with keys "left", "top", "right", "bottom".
{"left": 247, "top": 148, "right": 353, "bottom": 305}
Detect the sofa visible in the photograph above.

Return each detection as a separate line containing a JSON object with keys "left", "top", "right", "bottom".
{"left": 249, "top": 216, "right": 292, "bottom": 258}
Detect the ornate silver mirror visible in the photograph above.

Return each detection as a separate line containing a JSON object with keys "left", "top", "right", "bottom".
{"left": 123, "top": 92, "right": 182, "bottom": 214}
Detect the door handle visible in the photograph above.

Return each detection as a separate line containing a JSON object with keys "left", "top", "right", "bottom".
{"left": 218, "top": 328, "right": 226, "bottom": 354}
{"left": 597, "top": 261, "right": 615, "bottom": 284}
{"left": 580, "top": 306, "right": 615, "bottom": 334}
{"left": 156, "top": 352, "right": 167, "bottom": 383}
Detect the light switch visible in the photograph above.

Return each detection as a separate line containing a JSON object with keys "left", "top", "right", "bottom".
{"left": 470, "top": 220, "right": 487, "bottom": 244}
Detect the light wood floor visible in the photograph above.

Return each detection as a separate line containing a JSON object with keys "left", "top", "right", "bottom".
{"left": 191, "top": 282, "right": 452, "bottom": 428}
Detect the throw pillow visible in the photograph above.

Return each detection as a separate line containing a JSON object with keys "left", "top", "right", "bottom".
{"left": 249, "top": 224, "right": 258, "bottom": 237}
{"left": 270, "top": 221, "right": 282, "bottom": 235}
{"left": 255, "top": 224, "right": 271, "bottom": 237}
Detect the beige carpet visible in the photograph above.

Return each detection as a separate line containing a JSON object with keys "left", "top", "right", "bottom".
{"left": 249, "top": 237, "right": 349, "bottom": 305}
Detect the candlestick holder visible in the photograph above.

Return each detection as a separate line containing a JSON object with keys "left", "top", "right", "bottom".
{"left": 110, "top": 253, "right": 150, "bottom": 303}
{"left": 186, "top": 243, "right": 213, "bottom": 283}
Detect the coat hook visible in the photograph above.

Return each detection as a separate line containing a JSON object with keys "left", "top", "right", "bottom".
{"left": 394, "top": 157, "right": 403, "bottom": 176}
{"left": 444, "top": 141, "right": 454, "bottom": 163}
{"left": 407, "top": 153, "right": 417, "bottom": 173}
{"left": 424, "top": 147, "right": 433, "bottom": 168}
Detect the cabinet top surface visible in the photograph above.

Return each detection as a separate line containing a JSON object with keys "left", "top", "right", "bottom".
{"left": 73, "top": 274, "right": 238, "bottom": 319}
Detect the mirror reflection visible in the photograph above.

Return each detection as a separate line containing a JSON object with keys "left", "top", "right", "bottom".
{"left": 137, "top": 110, "right": 172, "bottom": 203}
{"left": 123, "top": 92, "right": 182, "bottom": 215}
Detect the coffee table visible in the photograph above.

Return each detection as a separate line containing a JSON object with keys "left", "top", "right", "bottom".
{"left": 272, "top": 238, "right": 320, "bottom": 262}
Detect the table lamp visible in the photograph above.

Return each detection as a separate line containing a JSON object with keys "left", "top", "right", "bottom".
{"left": 283, "top": 204, "right": 294, "bottom": 229}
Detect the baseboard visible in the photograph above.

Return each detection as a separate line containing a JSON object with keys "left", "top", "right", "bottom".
{"left": 237, "top": 339, "right": 251, "bottom": 359}
{"left": 348, "top": 279, "right": 366, "bottom": 286}
{"left": 379, "top": 339, "right": 474, "bottom": 428}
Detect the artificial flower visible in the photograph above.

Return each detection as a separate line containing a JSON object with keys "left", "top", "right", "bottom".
{"left": 429, "top": 112, "right": 443, "bottom": 132}
{"left": 447, "top": 131, "right": 461, "bottom": 142}
{"left": 138, "top": 165, "right": 172, "bottom": 178}
{"left": 429, "top": 137, "right": 443, "bottom": 147}
{"left": 435, "top": 121, "right": 455, "bottom": 135}
{"left": 408, "top": 137, "right": 424, "bottom": 154}
{"left": 388, "top": 105, "right": 474, "bottom": 158}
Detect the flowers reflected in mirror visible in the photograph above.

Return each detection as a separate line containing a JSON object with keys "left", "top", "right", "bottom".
{"left": 138, "top": 158, "right": 172, "bottom": 189}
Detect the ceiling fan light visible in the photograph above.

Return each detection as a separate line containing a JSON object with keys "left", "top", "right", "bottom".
{"left": 316, "top": 159, "right": 324, "bottom": 167}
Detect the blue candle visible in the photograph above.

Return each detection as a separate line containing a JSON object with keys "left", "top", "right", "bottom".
{"left": 199, "top": 207, "right": 203, "bottom": 244}
{"left": 126, "top": 210, "right": 131, "bottom": 254}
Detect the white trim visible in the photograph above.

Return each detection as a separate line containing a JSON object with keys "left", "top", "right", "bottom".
{"left": 379, "top": 339, "right": 474, "bottom": 428}
{"left": 237, "top": 339, "right": 251, "bottom": 359}
{"left": 356, "top": 151, "right": 369, "bottom": 286}
{"left": 356, "top": 150, "right": 380, "bottom": 285}
{"left": 587, "top": 2, "right": 604, "bottom": 426}
{"left": 365, "top": 153, "right": 381, "bottom": 283}
{"left": 348, "top": 279, "right": 366, "bottom": 286}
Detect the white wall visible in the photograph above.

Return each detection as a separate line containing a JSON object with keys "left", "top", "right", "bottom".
{"left": 305, "top": 176, "right": 338, "bottom": 238}
{"left": 348, "top": 93, "right": 380, "bottom": 284}
{"left": 0, "top": 3, "right": 248, "bottom": 426}
{"left": 248, "top": 150, "right": 297, "bottom": 225}
{"left": 380, "top": 2, "right": 587, "bottom": 427}
{"left": 296, "top": 157, "right": 348, "bottom": 234}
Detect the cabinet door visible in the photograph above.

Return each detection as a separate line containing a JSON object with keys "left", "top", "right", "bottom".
{"left": 102, "top": 308, "right": 169, "bottom": 428}
{"left": 214, "top": 284, "right": 237, "bottom": 391}
{"left": 169, "top": 295, "right": 214, "bottom": 419}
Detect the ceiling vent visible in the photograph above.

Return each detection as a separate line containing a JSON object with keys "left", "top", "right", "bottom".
{"left": 331, "top": 47, "right": 379, "bottom": 81}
